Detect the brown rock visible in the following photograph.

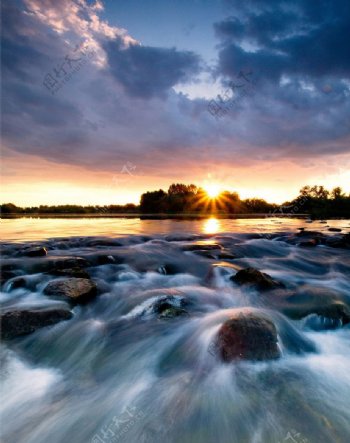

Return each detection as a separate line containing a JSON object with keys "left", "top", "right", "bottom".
{"left": 44, "top": 278, "right": 97, "bottom": 303}
{"left": 216, "top": 311, "right": 280, "bottom": 361}
{"left": 1, "top": 308, "right": 72, "bottom": 339}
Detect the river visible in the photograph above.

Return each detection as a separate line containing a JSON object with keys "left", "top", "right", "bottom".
{"left": 1, "top": 217, "right": 350, "bottom": 443}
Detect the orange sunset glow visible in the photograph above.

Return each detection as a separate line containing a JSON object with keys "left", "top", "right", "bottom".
{"left": 2, "top": 151, "right": 350, "bottom": 207}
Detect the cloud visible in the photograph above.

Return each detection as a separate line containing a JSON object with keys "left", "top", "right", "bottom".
{"left": 104, "top": 38, "right": 201, "bottom": 98}
{"left": 212, "top": 0, "right": 350, "bottom": 152}
{"left": 215, "top": 0, "right": 350, "bottom": 79}
{"left": 1, "top": 0, "right": 349, "bottom": 186}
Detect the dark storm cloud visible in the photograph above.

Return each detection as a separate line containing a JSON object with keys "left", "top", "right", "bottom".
{"left": 216, "top": 0, "right": 350, "bottom": 79}
{"left": 104, "top": 37, "right": 202, "bottom": 98}
{"left": 212, "top": 0, "right": 350, "bottom": 154}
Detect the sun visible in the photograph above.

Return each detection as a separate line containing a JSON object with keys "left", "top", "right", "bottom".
{"left": 204, "top": 183, "right": 221, "bottom": 199}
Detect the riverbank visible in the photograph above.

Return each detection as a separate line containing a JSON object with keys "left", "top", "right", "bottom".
{"left": 1, "top": 212, "right": 310, "bottom": 219}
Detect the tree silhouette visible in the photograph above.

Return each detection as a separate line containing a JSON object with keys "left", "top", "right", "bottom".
{"left": 2, "top": 183, "right": 349, "bottom": 217}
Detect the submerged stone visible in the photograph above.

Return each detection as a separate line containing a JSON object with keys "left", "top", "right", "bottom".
{"left": 231, "top": 267, "right": 285, "bottom": 291}
{"left": 325, "top": 233, "right": 350, "bottom": 249}
{"left": 1, "top": 308, "right": 72, "bottom": 339}
{"left": 157, "top": 263, "right": 182, "bottom": 275}
{"left": 299, "top": 239, "right": 318, "bottom": 247}
{"left": 296, "top": 302, "right": 350, "bottom": 330}
{"left": 217, "top": 250, "right": 238, "bottom": 260}
{"left": 153, "top": 296, "right": 188, "bottom": 319}
{"left": 7, "top": 277, "right": 27, "bottom": 290}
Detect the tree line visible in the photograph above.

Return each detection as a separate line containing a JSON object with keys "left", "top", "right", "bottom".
{"left": 140, "top": 183, "right": 350, "bottom": 217}
{"left": 1, "top": 184, "right": 349, "bottom": 217}
{"left": 0, "top": 203, "right": 138, "bottom": 215}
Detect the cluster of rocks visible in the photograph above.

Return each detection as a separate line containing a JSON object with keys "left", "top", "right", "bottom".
{"left": 289, "top": 230, "right": 350, "bottom": 248}
{"left": 1, "top": 252, "right": 100, "bottom": 340}
{"left": 1, "top": 230, "right": 349, "bottom": 364}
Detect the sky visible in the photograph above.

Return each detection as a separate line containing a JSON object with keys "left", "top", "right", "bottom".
{"left": 1, "top": 0, "right": 350, "bottom": 206}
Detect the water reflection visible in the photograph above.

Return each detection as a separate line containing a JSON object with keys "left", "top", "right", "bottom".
{"left": 0, "top": 216, "right": 347, "bottom": 242}
{"left": 203, "top": 217, "right": 220, "bottom": 234}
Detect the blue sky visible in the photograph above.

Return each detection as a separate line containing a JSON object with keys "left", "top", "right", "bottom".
{"left": 1, "top": 0, "right": 350, "bottom": 205}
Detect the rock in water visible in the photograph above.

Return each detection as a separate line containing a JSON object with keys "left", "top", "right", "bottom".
{"left": 52, "top": 257, "right": 90, "bottom": 269}
{"left": 325, "top": 233, "right": 350, "bottom": 249}
{"left": 216, "top": 312, "right": 280, "bottom": 361}
{"left": 44, "top": 278, "right": 97, "bottom": 303}
{"left": 21, "top": 246, "right": 47, "bottom": 257}
{"left": 8, "top": 277, "right": 27, "bottom": 290}
{"left": 231, "top": 267, "right": 285, "bottom": 291}
{"left": 299, "top": 239, "right": 318, "bottom": 247}
{"left": 1, "top": 308, "right": 72, "bottom": 339}
{"left": 153, "top": 296, "right": 188, "bottom": 319}
{"left": 291, "top": 301, "right": 350, "bottom": 329}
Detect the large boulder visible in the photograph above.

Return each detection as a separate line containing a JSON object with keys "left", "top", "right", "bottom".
{"left": 1, "top": 308, "right": 72, "bottom": 339}
{"left": 44, "top": 277, "right": 97, "bottom": 303}
{"left": 231, "top": 267, "right": 285, "bottom": 291}
{"left": 215, "top": 311, "right": 280, "bottom": 361}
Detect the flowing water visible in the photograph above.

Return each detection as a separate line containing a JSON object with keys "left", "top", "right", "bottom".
{"left": 1, "top": 217, "right": 350, "bottom": 443}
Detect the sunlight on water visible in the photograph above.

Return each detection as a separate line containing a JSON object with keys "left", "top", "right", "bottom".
{"left": 203, "top": 217, "right": 220, "bottom": 234}
{"left": 1, "top": 216, "right": 348, "bottom": 242}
